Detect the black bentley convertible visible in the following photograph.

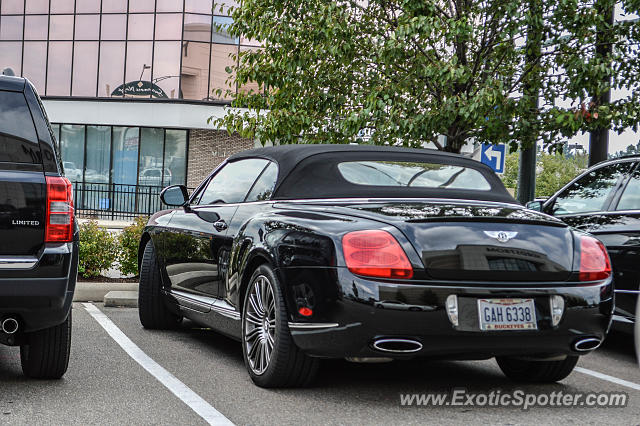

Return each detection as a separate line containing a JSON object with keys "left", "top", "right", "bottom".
{"left": 138, "top": 145, "right": 613, "bottom": 387}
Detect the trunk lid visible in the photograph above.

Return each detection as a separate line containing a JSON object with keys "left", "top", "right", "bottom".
{"left": 349, "top": 201, "right": 574, "bottom": 281}
{"left": 0, "top": 168, "right": 46, "bottom": 256}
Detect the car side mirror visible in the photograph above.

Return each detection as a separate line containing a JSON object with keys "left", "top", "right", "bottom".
{"left": 160, "top": 185, "right": 189, "bottom": 207}
{"left": 526, "top": 201, "right": 543, "bottom": 211}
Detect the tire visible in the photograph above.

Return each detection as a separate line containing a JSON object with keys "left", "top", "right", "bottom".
{"left": 496, "top": 355, "right": 579, "bottom": 383}
{"left": 20, "top": 311, "right": 72, "bottom": 379}
{"left": 241, "top": 264, "right": 319, "bottom": 388}
{"left": 138, "top": 240, "right": 180, "bottom": 329}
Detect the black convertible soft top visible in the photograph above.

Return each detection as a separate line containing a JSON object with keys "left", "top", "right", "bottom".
{"left": 227, "top": 144, "right": 516, "bottom": 204}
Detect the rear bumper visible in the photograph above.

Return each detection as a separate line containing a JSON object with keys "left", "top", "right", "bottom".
{"left": 0, "top": 241, "right": 78, "bottom": 334}
{"left": 280, "top": 267, "right": 614, "bottom": 359}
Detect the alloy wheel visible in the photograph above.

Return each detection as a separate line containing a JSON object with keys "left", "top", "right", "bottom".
{"left": 243, "top": 275, "right": 277, "bottom": 375}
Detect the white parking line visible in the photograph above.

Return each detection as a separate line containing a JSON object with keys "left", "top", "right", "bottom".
{"left": 83, "top": 303, "right": 234, "bottom": 426}
{"left": 575, "top": 367, "right": 640, "bottom": 391}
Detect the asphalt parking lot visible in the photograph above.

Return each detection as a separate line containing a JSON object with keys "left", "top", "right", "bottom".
{"left": 0, "top": 303, "right": 638, "bottom": 425}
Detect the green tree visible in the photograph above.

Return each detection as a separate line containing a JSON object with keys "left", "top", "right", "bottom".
{"left": 213, "top": 0, "right": 640, "bottom": 154}
{"left": 501, "top": 151, "right": 588, "bottom": 197}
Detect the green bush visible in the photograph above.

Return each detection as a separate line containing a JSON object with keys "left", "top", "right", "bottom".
{"left": 78, "top": 221, "right": 118, "bottom": 278}
{"left": 117, "top": 216, "right": 148, "bottom": 277}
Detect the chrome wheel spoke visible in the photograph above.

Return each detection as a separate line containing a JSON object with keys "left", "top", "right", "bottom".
{"left": 266, "top": 331, "right": 275, "bottom": 349}
{"left": 249, "top": 292, "right": 264, "bottom": 316}
{"left": 245, "top": 327, "right": 261, "bottom": 342}
{"left": 245, "top": 312, "right": 262, "bottom": 326}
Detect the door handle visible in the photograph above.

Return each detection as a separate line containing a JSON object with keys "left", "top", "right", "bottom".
{"left": 213, "top": 219, "right": 228, "bottom": 232}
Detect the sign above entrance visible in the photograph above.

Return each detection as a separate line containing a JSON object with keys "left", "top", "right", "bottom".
{"left": 111, "top": 80, "right": 168, "bottom": 98}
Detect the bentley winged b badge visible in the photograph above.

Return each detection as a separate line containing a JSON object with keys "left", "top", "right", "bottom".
{"left": 484, "top": 230, "right": 518, "bottom": 243}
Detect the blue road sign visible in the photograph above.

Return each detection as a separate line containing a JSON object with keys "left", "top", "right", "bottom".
{"left": 481, "top": 143, "right": 506, "bottom": 174}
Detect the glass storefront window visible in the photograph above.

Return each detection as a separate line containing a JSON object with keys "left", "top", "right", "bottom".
{"left": 0, "top": 15, "right": 24, "bottom": 40}
{"left": 112, "top": 127, "right": 140, "bottom": 186}
{"left": 212, "top": 16, "right": 236, "bottom": 44}
{"left": 1, "top": 0, "right": 24, "bottom": 14}
{"left": 138, "top": 128, "right": 165, "bottom": 187}
{"left": 101, "top": 14, "right": 127, "bottom": 40}
{"left": 125, "top": 42, "right": 153, "bottom": 96}
{"left": 157, "top": 0, "right": 183, "bottom": 12}
{"left": 155, "top": 13, "right": 182, "bottom": 40}
{"left": 153, "top": 41, "right": 181, "bottom": 98}
{"left": 76, "top": 0, "right": 100, "bottom": 14}
{"left": 210, "top": 43, "right": 237, "bottom": 100}
{"left": 186, "top": 0, "right": 213, "bottom": 14}
{"left": 85, "top": 126, "right": 111, "bottom": 184}
{"left": 49, "top": 15, "right": 74, "bottom": 40}
{"left": 0, "top": 42, "right": 23, "bottom": 75}
{"left": 181, "top": 41, "right": 210, "bottom": 100}
{"left": 55, "top": 124, "right": 187, "bottom": 188}
{"left": 98, "top": 41, "right": 125, "bottom": 97}
{"left": 75, "top": 15, "right": 100, "bottom": 40}
{"left": 46, "top": 41, "right": 72, "bottom": 95}
{"left": 184, "top": 13, "right": 212, "bottom": 42}
{"left": 129, "top": 0, "right": 156, "bottom": 13}
{"left": 72, "top": 42, "right": 99, "bottom": 96}
{"left": 102, "top": 0, "right": 128, "bottom": 14}
{"left": 164, "top": 130, "right": 187, "bottom": 186}
{"left": 50, "top": 0, "right": 74, "bottom": 14}
{"left": 25, "top": 0, "right": 49, "bottom": 14}
{"left": 128, "top": 14, "right": 154, "bottom": 40}
{"left": 22, "top": 41, "right": 47, "bottom": 92}
{"left": 24, "top": 15, "right": 48, "bottom": 40}
{"left": 60, "top": 125, "right": 85, "bottom": 182}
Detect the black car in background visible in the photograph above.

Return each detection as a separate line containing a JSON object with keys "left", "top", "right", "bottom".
{"left": 0, "top": 75, "right": 78, "bottom": 379}
{"left": 529, "top": 155, "right": 640, "bottom": 334}
{"left": 138, "top": 144, "right": 613, "bottom": 388}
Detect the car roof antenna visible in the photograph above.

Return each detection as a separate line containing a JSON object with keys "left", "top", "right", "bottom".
{"left": 1, "top": 68, "right": 16, "bottom": 76}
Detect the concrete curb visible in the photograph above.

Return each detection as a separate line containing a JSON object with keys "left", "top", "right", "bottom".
{"left": 74, "top": 281, "right": 138, "bottom": 302}
{"left": 104, "top": 290, "right": 139, "bottom": 307}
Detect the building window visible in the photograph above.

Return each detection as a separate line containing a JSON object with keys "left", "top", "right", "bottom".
{"left": 1, "top": 4, "right": 259, "bottom": 103}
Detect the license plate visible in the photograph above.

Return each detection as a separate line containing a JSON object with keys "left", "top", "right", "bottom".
{"left": 477, "top": 298, "right": 537, "bottom": 331}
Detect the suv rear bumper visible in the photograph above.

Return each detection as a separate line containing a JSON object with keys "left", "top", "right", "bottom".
{"left": 0, "top": 241, "right": 78, "bottom": 333}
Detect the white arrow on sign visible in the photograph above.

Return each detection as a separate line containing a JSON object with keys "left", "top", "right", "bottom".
{"left": 485, "top": 146, "right": 502, "bottom": 167}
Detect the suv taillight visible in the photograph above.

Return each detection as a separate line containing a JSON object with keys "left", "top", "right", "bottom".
{"left": 579, "top": 235, "right": 611, "bottom": 281}
{"left": 342, "top": 230, "right": 413, "bottom": 279}
{"left": 45, "top": 176, "right": 74, "bottom": 243}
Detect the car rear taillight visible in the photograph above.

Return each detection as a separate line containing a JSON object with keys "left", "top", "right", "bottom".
{"left": 342, "top": 230, "right": 413, "bottom": 279}
{"left": 579, "top": 235, "right": 611, "bottom": 281}
{"left": 45, "top": 176, "right": 74, "bottom": 243}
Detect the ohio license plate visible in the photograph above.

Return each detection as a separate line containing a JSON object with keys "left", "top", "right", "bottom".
{"left": 477, "top": 298, "right": 537, "bottom": 331}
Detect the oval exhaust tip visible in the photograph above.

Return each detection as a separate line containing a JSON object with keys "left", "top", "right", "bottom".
{"left": 573, "top": 337, "right": 602, "bottom": 352}
{"left": 1, "top": 318, "right": 19, "bottom": 334}
{"left": 372, "top": 338, "right": 423, "bottom": 353}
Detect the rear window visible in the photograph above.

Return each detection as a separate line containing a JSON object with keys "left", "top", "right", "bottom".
{"left": 337, "top": 161, "right": 491, "bottom": 191}
{"left": 0, "top": 90, "right": 40, "bottom": 163}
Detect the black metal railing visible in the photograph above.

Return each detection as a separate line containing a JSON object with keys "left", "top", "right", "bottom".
{"left": 72, "top": 182, "right": 167, "bottom": 220}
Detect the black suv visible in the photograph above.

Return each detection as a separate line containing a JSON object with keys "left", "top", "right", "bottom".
{"left": 0, "top": 75, "right": 78, "bottom": 379}
{"left": 529, "top": 156, "right": 640, "bottom": 334}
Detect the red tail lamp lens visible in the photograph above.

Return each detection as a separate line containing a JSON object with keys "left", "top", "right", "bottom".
{"left": 579, "top": 236, "right": 611, "bottom": 281}
{"left": 45, "top": 176, "right": 74, "bottom": 243}
{"left": 342, "top": 230, "right": 413, "bottom": 279}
